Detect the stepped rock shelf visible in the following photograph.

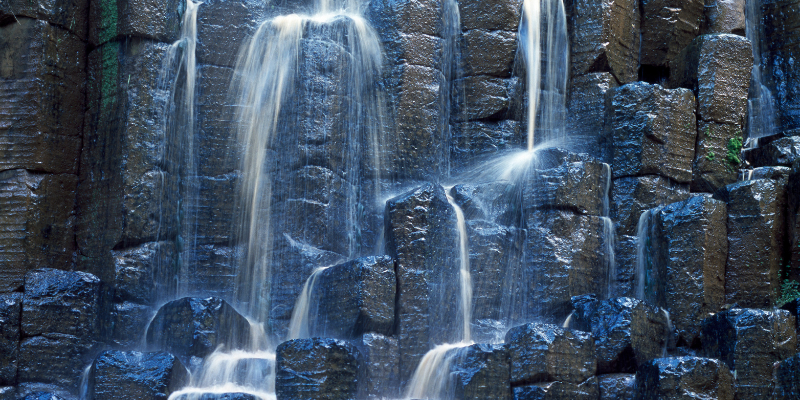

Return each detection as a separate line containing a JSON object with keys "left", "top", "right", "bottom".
{"left": 1, "top": 0, "right": 800, "bottom": 398}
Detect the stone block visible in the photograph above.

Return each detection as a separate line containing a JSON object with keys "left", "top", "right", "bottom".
{"left": 458, "top": 0, "right": 522, "bottom": 31}
{"left": 572, "top": 296, "right": 669, "bottom": 373}
{"left": 0, "top": 171, "right": 78, "bottom": 292}
{"left": 0, "top": 0, "right": 88, "bottom": 39}
{"left": 196, "top": 65, "right": 238, "bottom": 177}
{"left": 459, "top": 29, "right": 516, "bottom": 77}
{"left": 0, "top": 18, "right": 84, "bottom": 174}
{"left": 310, "top": 256, "right": 395, "bottom": 338}
{"left": 384, "top": 183, "right": 460, "bottom": 383}
{"left": 275, "top": 338, "right": 360, "bottom": 400}
{"left": 188, "top": 173, "right": 238, "bottom": 246}
{"left": 451, "top": 120, "right": 523, "bottom": 171}
{"left": 512, "top": 378, "right": 599, "bottom": 400}
{"left": 702, "top": 0, "right": 746, "bottom": 34}
{"left": 652, "top": 195, "right": 727, "bottom": 346}
{"left": 0, "top": 293, "right": 21, "bottom": 386}
{"left": 611, "top": 174, "right": 691, "bottom": 237}
{"left": 17, "top": 333, "right": 98, "bottom": 391}
{"left": 524, "top": 210, "right": 606, "bottom": 322}
{"left": 145, "top": 297, "right": 252, "bottom": 360}
{"left": 196, "top": 0, "right": 267, "bottom": 67}
{"left": 598, "top": 373, "right": 635, "bottom": 399}
{"left": 716, "top": 178, "right": 786, "bottom": 307}
{"left": 670, "top": 34, "right": 752, "bottom": 125}
{"left": 22, "top": 269, "right": 103, "bottom": 340}
{"left": 448, "top": 344, "right": 511, "bottom": 400}
{"left": 526, "top": 159, "right": 609, "bottom": 216}
{"left": 89, "top": 350, "right": 189, "bottom": 400}
{"left": 745, "top": 135, "right": 800, "bottom": 167}
{"left": 773, "top": 353, "right": 800, "bottom": 400}
{"left": 183, "top": 243, "right": 239, "bottom": 302}
{"left": 762, "top": 0, "right": 800, "bottom": 132}
{"left": 110, "top": 302, "right": 153, "bottom": 349}
{"left": 355, "top": 333, "right": 399, "bottom": 399}
{"left": 640, "top": 0, "right": 704, "bottom": 67}
{"left": 692, "top": 120, "right": 742, "bottom": 193}
{"left": 89, "top": 0, "right": 182, "bottom": 46}
{"left": 450, "top": 181, "right": 523, "bottom": 227}
{"left": 505, "top": 323, "right": 596, "bottom": 385}
{"left": 568, "top": 0, "right": 639, "bottom": 83}
{"left": 701, "top": 308, "right": 797, "bottom": 399}
{"left": 453, "top": 75, "right": 511, "bottom": 121}
{"left": 634, "top": 357, "right": 733, "bottom": 399}
{"left": 113, "top": 241, "right": 177, "bottom": 305}
{"left": 565, "top": 73, "right": 618, "bottom": 161}
{"left": 611, "top": 82, "right": 697, "bottom": 183}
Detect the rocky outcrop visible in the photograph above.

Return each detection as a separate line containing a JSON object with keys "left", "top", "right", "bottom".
{"left": 89, "top": 350, "right": 189, "bottom": 400}
{"left": 505, "top": 323, "right": 596, "bottom": 386}
{"left": 448, "top": 344, "right": 511, "bottom": 400}
{"left": 634, "top": 357, "right": 733, "bottom": 400}
{"left": 275, "top": 338, "right": 360, "bottom": 400}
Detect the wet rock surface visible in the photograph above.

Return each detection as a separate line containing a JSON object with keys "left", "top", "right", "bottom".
{"left": 0, "top": 293, "right": 21, "bottom": 386}
{"left": 275, "top": 338, "right": 360, "bottom": 400}
{"left": 634, "top": 357, "right": 733, "bottom": 400}
{"left": 702, "top": 308, "right": 797, "bottom": 399}
{"left": 355, "top": 333, "right": 399, "bottom": 399}
{"left": 746, "top": 135, "right": 800, "bottom": 167}
{"left": 639, "top": 0, "right": 703, "bottom": 68}
{"left": 773, "top": 353, "right": 800, "bottom": 399}
{"left": 88, "top": 0, "right": 182, "bottom": 46}
{"left": 448, "top": 344, "right": 511, "bottom": 400}
{"left": 505, "top": 323, "right": 596, "bottom": 385}
{"left": 526, "top": 159, "right": 609, "bottom": 216}
{"left": 597, "top": 373, "right": 635, "bottom": 399}
{"left": 89, "top": 350, "right": 189, "bottom": 400}
{"left": 512, "top": 378, "right": 599, "bottom": 400}
{"left": 566, "top": 73, "right": 617, "bottom": 161}
{"left": 145, "top": 297, "right": 252, "bottom": 360}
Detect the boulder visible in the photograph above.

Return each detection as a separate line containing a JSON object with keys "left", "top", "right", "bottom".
{"left": 310, "top": 256, "right": 396, "bottom": 338}
{"left": 275, "top": 338, "right": 360, "bottom": 400}
{"left": 745, "top": 135, "right": 800, "bottom": 167}
{"left": 512, "top": 378, "right": 599, "bottom": 400}
{"left": 572, "top": 296, "right": 669, "bottom": 373}
{"left": 634, "top": 357, "right": 733, "bottom": 399}
{"left": 113, "top": 241, "right": 177, "bottom": 305}
{"left": 640, "top": 0, "right": 704, "bottom": 67}
{"left": 565, "top": 73, "right": 618, "bottom": 161}
{"left": 567, "top": 0, "right": 639, "bottom": 83}
{"left": 526, "top": 159, "right": 609, "bottom": 216}
{"left": 17, "top": 333, "right": 98, "bottom": 391}
{"left": 505, "top": 323, "right": 596, "bottom": 385}
{"left": 773, "top": 353, "right": 800, "bottom": 400}
{"left": 652, "top": 195, "right": 727, "bottom": 346}
{"left": 611, "top": 82, "right": 697, "bottom": 183}
{"left": 22, "top": 269, "right": 104, "bottom": 340}
{"left": 0, "top": 18, "right": 84, "bottom": 174}
{"left": 89, "top": 350, "right": 189, "bottom": 400}
{"left": 0, "top": 171, "right": 78, "bottom": 292}
{"left": 111, "top": 302, "right": 154, "bottom": 349}
{"left": 384, "top": 183, "right": 460, "bottom": 383}
{"left": 0, "top": 293, "right": 21, "bottom": 385}
{"left": 598, "top": 373, "right": 635, "bottom": 399}
{"left": 715, "top": 178, "right": 786, "bottom": 307}
{"left": 146, "top": 297, "right": 252, "bottom": 360}
{"left": 448, "top": 344, "right": 511, "bottom": 400}
{"left": 702, "top": 308, "right": 797, "bottom": 399}
{"left": 89, "top": 0, "right": 182, "bottom": 46}
{"left": 355, "top": 333, "right": 399, "bottom": 399}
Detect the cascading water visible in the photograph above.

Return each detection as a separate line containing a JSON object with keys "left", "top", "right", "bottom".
{"left": 287, "top": 265, "right": 331, "bottom": 340}
{"left": 745, "top": 0, "right": 777, "bottom": 144}
{"left": 601, "top": 163, "right": 616, "bottom": 298}
{"left": 447, "top": 192, "right": 473, "bottom": 342}
{"left": 634, "top": 206, "right": 662, "bottom": 301}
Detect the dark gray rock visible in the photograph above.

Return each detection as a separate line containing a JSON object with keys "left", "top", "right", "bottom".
{"left": 0, "top": 18, "right": 84, "bottom": 174}
{"left": 183, "top": 243, "right": 239, "bottom": 302}
{"left": 111, "top": 302, "right": 153, "bottom": 349}
{"left": 611, "top": 82, "right": 697, "bottom": 183}
{"left": 565, "top": 73, "right": 618, "bottom": 161}
{"left": 598, "top": 373, "right": 635, "bottom": 399}
{"left": 309, "top": 256, "right": 396, "bottom": 338}
{"left": 762, "top": 0, "right": 800, "bottom": 132}
{"left": 611, "top": 175, "right": 691, "bottom": 237}
{"left": 691, "top": 120, "right": 742, "bottom": 193}
{"left": 79, "top": 38, "right": 178, "bottom": 259}
{"left": 146, "top": 297, "right": 252, "bottom": 360}
{"left": 669, "top": 34, "right": 752, "bottom": 125}
{"left": 512, "top": 378, "right": 599, "bottom": 400}
{"left": 634, "top": 357, "right": 733, "bottom": 399}
{"left": 459, "top": 29, "right": 516, "bottom": 78}
{"left": 524, "top": 210, "right": 606, "bottom": 321}
{"left": 458, "top": 0, "right": 521, "bottom": 31}
{"left": 640, "top": 0, "right": 704, "bottom": 67}
{"left": 355, "top": 333, "right": 398, "bottom": 400}
{"left": 0, "top": 293, "right": 21, "bottom": 386}
{"left": 715, "top": 178, "right": 786, "bottom": 307}
{"left": 17, "top": 391, "right": 65, "bottom": 400}
{"left": 611, "top": 235, "right": 637, "bottom": 298}
{"left": 195, "top": 0, "right": 267, "bottom": 67}
{"left": 745, "top": 135, "right": 800, "bottom": 167}
{"left": 505, "top": 323, "right": 596, "bottom": 385}
{"left": 0, "top": 0, "right": 88, "bottom": 39}
{"left": 113, "top": 241, "right": 177, "bottom": 305}
{"left": 22, "top": 269, "right": 104, "bottom": 340}
{"left": 0, "top": 170, "right": 78, "bottom": 292}
{"left": 89, "top": 350, "right": 189, "bottom": 400}
{"left": 701, "top": 308, "right": 797, "bottom": 399}
{"left": 449, "top": 181, "right": 523, "bottom": 227}
{"left": 526, "top": 159, "right": 609, "bottom": 216}
{"left": 196, "top": 65, "right": 237, "bottom": 177}
{"left": 173, "top": 394, "right": 258, "bottom": 400}
{"left": 652, "top": 195, "right": 727, "bottom": 346}
{"left": 453, "top": 75, "right": 510, "bottom": 120}
{"left": 789, "top": 161, "right": 800, "bottom": 278}
{"left": 88, "top": 0, "right": 182, "bottom": 46}
{"left": 567, "top": 0, "right": 639, "bottom": 83}
{"left": 275, "top": 338, "right": 360, "bottom": 400}
{"left": 17, "top": 333, "right": 99, "bottom": 391}
{"left": 572, "top": 297, "right": 669, "bottom": 373}
{"left": 448, "top": 344, "right": 511, "bottom": 400}
{"left": 702, "top": 0, "right": 745, "bottom": 34}
{"left": 190, "top": 173, "right": 238, "bottom": 246}
{"left": 451, "top": 120, "right": 523, "bottom": 171}
{"left": 384, "top": 183, "right": 460, "bottom": 383}
{"left": 773, "top": 353, "right": 800, "bottom": 400}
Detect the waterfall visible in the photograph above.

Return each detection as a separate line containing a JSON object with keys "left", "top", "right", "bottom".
{"left": 446, "top": 192, "right": 473, "bottom": 342}
{"left": 634, "top": 206, "right": 662, "bottom": 301}
{"left": 601, "top": 163, "right": 616, "bottom": 298}
{"left": 745, "top": 0, "right": 777, "bottom": 142}
{"left": 404, "top": 342, "right": 471, "bottom": 400}
{"left": 286, "top": 266, "right": 331, "bottom": 340}
{"left": 519, "top": 0, "right": 569, "bottom": 149}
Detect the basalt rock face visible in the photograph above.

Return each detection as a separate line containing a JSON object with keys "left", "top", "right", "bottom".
{"left": 702, "top": 308, "right": 797, "bottom": 399}
{"left": 0, "top": 294, "right": 22, "bottom": 386}
{"left": 145, "top": 297, "right": 252, "bottom": 361}
{"left": 89, "top": 350, "right": 189, "bottom": 400}
{"left": 355, "top": 333, "right": 399, "bottom": 399}
{"left": 640, "top": 0, "right": 704, "bottom": 69}
{"left": 565, "top": 73, "right": 618, "bottom": 161}
{"left": 512, "top": 378, "right": 599, "bottom": 400}
{"left": 634, "top": 357, "right": 734, "bottom": 400}
{"left": 746, "top": 135, "right": 800, "bottom": 167}
{"left": 597, "top": 373, "right": 635, "bottom": 399}
{"left": 447, "top": 344, "right": 512, "bottom": 400}
{"left": 88, "top": 0, "right": 182, "bottom": 46}
{"left": 773, "top": 353, "right": 800, "bottom": 400}
{"left": 762, "top": 0, "right": 800, "bottom": 132}
{"left": 505, "top": 323, "right": 596, "bottom": 386}
{"left": 275, "top": 338, "right": 360, "bottom": 400}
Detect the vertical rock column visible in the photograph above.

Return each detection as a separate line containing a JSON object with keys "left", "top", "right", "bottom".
{"left": 762, "top": 0, "right": 800, "bottom": 133}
